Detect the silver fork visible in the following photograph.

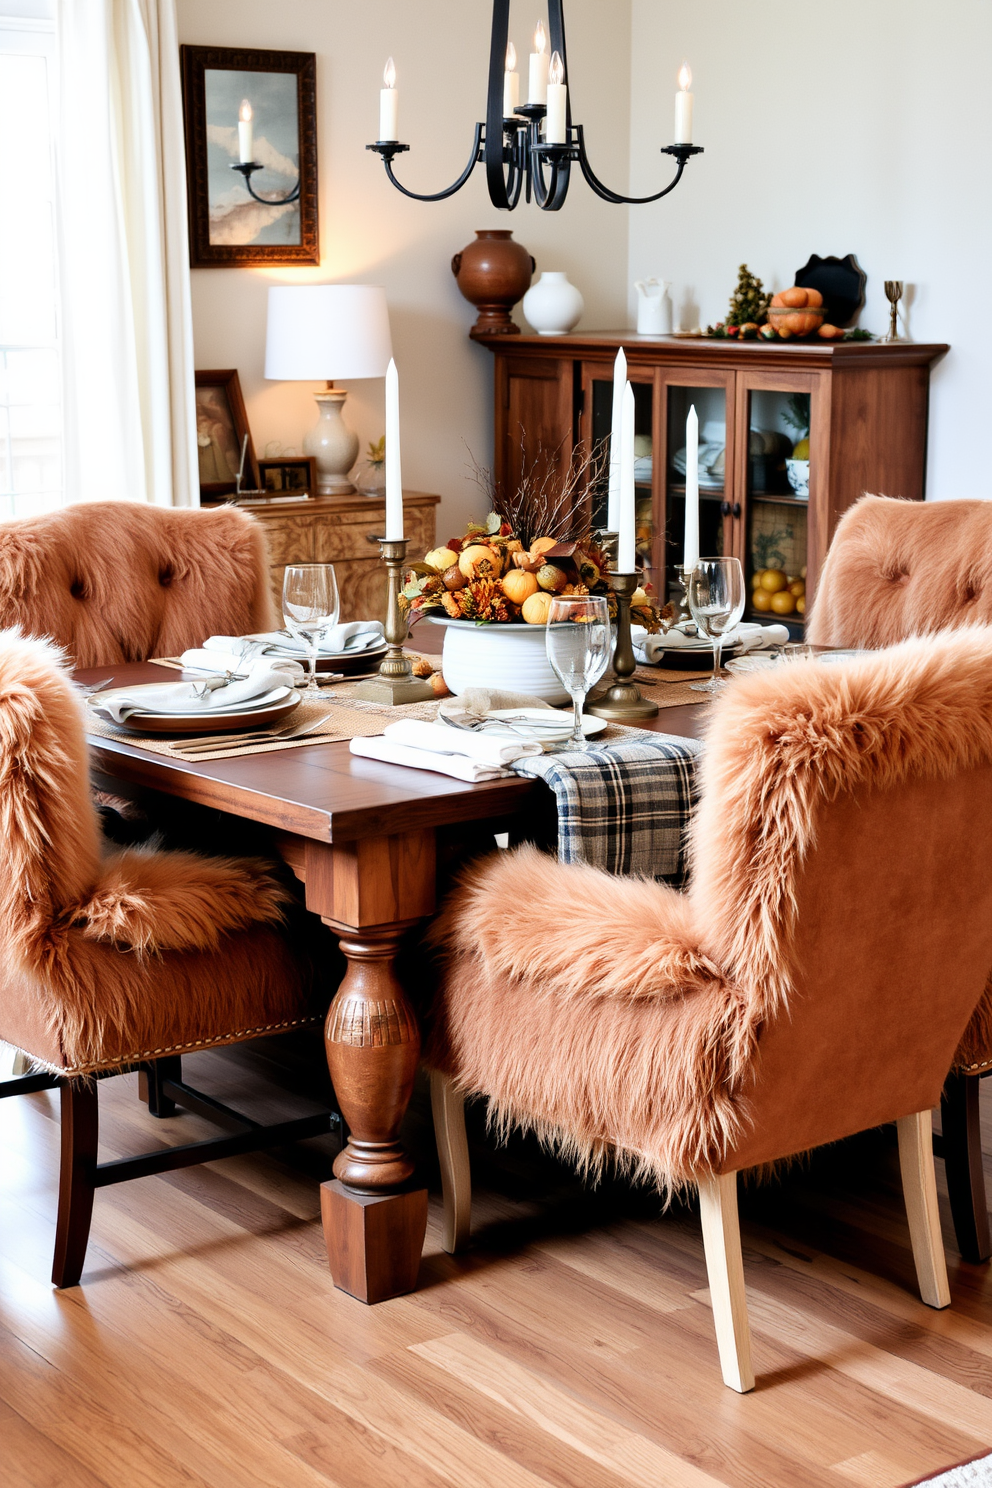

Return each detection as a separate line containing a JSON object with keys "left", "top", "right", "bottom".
{"left": 77, "top": 676, "right": 116, "bottom": 699}
{"left": 169, "top": 713, "right": 337, "bottom": 753}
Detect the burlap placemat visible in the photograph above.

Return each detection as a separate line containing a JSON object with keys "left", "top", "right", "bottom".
{"left": 85, "top": 695, "right": 443, "bottom": 762}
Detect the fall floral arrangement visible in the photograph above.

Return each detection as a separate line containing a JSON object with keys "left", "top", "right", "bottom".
{"left": 400, "top": 446, "right": 670, "bottom": 631}
{"left": 705, "top": 263, "right": 873, "bottom": 343}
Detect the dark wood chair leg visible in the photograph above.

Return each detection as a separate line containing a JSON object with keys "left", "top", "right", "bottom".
{"left": 137, "top": 1056, "right": 182, "bottom": 1118}
{"left": 52, "top": 1081, "right": 99, "bottom": 1288}
{"left": 940, "top": 1071, "right": 991, "bottom": 1265}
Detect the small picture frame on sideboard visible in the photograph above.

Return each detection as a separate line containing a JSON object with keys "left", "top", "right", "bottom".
{"left": 258, "top": 456, "right": 318, "bottom": 497}
{"left": 195, "top": 369, "right": 260, "bottom": 500}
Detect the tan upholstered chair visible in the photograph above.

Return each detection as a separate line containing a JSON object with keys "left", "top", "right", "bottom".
{"left": 0, "top": 629, "right": 334, "bottom": 1287}
{"left": 427, "top": 629, "right": 992, "bottom": 1391}
{"left": 808, "top": 493, "right": 992, "bottom": 1263}
{"left": 0, "top": 500, "right": 276, "bottom": 666}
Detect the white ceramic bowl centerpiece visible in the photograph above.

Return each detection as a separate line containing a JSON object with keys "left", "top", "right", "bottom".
{"left": 426, "top": 615, "right": 568, "bottom": 703}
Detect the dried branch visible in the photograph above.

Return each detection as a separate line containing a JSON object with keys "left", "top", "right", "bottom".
{"left": 466, "top": 434, "right": 609, "bottom": 549}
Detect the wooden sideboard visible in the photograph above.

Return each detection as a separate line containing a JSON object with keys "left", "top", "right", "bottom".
{"left": 476, "top": 332, "right": 948, "bottom": 626}
{"left": 229, "top": 490, "right": 439, "bottom": 622}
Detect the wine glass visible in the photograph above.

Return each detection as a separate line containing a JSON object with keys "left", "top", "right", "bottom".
{"left": 282, "top": 564, "right": 340, "bottom": 696}
{"left": 687, "top": 557, "right": 746, "bottom": 693}
{"left": 545, "top": 595, "right": 611, "bottom": 748}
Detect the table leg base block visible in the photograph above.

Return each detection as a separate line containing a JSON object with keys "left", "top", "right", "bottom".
{"left": 321, "top": 1180, "right": 428, "bottom": 1303}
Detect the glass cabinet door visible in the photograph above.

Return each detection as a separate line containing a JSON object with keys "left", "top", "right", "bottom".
{"left": 586, "top": 369, "right": 656, "bottom": 574}
{"left": 736, "top": 373, "right": 817, "bottom": 635}
{"left": 662, "top": 382, "right": 735, "bottom": 609}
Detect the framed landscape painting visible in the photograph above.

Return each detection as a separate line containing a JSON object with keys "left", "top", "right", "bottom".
{"left": 181, "top": 46, "right": 319, "bottom": 267}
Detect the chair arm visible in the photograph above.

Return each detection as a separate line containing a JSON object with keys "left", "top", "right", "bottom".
{"left": 70, "top": 846, "right": 290, "bottom": 954}
{"left": 954, "top": 974, "right": 992, "bottom": 1074}
{"left": 430, "top": 844, "right": 722, "bottom": 1005}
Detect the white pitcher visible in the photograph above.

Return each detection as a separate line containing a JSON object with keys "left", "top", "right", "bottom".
{"left": 634, "top": 278, "right": 672, "bottom": 335}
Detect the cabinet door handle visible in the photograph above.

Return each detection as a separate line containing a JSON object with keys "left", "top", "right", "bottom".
{"left": 721, "top": 501, "right": 741, "bottom": 518}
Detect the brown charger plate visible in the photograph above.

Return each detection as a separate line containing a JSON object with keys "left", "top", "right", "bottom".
{"left": 94, "top": 692, "right": 302, "bottom": 735}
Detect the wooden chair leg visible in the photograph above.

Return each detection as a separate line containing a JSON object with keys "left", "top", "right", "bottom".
{"left": 897, "top": 1110, "right": 951, "bottom": 1308}
{"left": 52, "top": 1081, "right": 99, "bottom": 1289}
{"left": 698, "top": 1171, "right": 755, "bottom": 1393}
{"left": 940, "top": 1072, "right": 991, "bottom": 1265}
{"left": 430, "top": 1072, "right": 472, "bottom": 1254}
{"left": 137, "top": 1056, "right": 182, "bottom": 1118}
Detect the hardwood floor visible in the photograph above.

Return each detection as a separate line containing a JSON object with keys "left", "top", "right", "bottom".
{"left": 1, "top": 1035, "right": 990, "bottom": 1488}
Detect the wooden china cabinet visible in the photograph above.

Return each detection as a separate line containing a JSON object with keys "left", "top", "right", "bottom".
{"left": 477, "top": 333, "right": 948, "bottom": 629}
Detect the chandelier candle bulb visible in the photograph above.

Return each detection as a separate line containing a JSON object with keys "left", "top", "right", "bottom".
{"left": 384, "top": 357, "right": 404, "bottom": 540}
{"left": 528, "top": 20, "right": 549, "bottom": 105}
{"left": 674, "top": 60, "right": 693, "bottom": 144}
{"left": 546, "top": 51, "right": 567, "bottom": 142}
{"left": 379, "top": 57, "right": 398, "bottom": 142}
{"left": 607, "top": 346, "right": 626, "bottom": 532}
{"left": 237, "top": 100, "right": 253, "bottom": 163}
{"left": 683, "top": 403, "right": 699, "bottom": 570}
{"left": 503, "top": 42, "right": 520, "bottom": 116}
{"left": 618, "top": 382, "right": 636, "bottom": 573}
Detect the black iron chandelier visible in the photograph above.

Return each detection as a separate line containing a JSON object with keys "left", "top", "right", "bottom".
{"left": 366, "top": 0, "right": 703, "bottom": 211}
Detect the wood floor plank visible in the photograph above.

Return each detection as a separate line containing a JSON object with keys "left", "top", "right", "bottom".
{"left": 0, "top": 1397, "right": 113, "bottom": 1488}
{"left": 412, "top": 1331, "right": 729, "bottom": 1488}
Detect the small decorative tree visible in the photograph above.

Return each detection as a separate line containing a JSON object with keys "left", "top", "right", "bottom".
{"left": 726, "top": 264, "right": 770, "bottom": 327}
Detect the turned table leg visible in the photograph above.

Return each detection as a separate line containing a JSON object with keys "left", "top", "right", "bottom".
{"left": 303, "top": 830, "right": 435, "bottom": 1304}
{"left": 321, "top": 926, "right": 428, "bottom": 1301}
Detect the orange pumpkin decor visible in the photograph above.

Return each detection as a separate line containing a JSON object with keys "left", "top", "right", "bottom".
{"left": 458, "top": 543, "right": 502, "bottom": 580}
{"left": 501, "top": 568, "right": 539, "bottom": 605}
{"left": 767, "top": 285, "right": 827, "bottom": 338}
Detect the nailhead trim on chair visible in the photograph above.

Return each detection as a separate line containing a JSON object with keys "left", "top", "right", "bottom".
{"left": 958, "top": 1059, "right": 992, "bottom": 1075}
{"left": 15, "top": 1015, "right": 324, "bottom": 1079}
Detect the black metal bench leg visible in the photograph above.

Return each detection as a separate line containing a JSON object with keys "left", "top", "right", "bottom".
{"left": 941, "top": 1071, "right": 991, "bottom": 1265}
{"left": 137, "top": 1056, "right": 182, "bottom": 1118}
{"left": 52, "top": 1081, "right": 99, "bottom": 1288}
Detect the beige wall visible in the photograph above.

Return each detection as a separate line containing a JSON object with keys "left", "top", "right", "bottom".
{"left": 177, "top": 0, "right": 632, "bottom": 533}
{"left": 627, "top": 0, "right": 992, "bottom": 502}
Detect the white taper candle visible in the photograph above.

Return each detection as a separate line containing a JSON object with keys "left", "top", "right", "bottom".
{"left": 528, "top": 20, "right": 549, "bottom": 105}
{"left": 607, "top": 347, "right": 626, "bottom": 532}
{"left": 545, "top": 51, "right": 567, "bottom": 143}
{"left": 238, "top": 100, "right": 253, "bottom": 163}
{"left": 385, "top": 357, "right": 404, "bottom": 540}
{"left": 674, "top": 61, "right": 693, "bottom": 144}
{"left": 503, "top": 42, "right": 520, "bottom": 116}
{"left": 618, "top": 382, "right": 636, "bottom": 573}
{"left": 683, "top": 404, "right": 699, "bottom": 570}
{"left": 380, "top": 57, "right": 398, "bottom": 142}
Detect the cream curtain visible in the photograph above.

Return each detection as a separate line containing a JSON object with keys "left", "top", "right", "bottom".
{"left": 57, "top": 0, "right": 198, "bottom": 507}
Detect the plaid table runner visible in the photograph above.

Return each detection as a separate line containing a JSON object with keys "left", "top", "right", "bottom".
{"left": 510, "top": 733, "right": 702, "bottom": 882}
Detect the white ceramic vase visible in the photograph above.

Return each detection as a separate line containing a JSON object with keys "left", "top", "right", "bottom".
{"left": 522, "top": 271, "right": 584, "bottom": 336}
{"left": 303, "top": 390, "right": 359, "bottom": 494}
{"left": 430, "top": 618, "right": 568, "bottom": 704}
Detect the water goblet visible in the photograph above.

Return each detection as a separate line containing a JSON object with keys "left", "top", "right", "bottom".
{"left": 687, "top": 557, "right": 746, "bottom": 693}
{"left": 545, "top": 594, "right": 612, "bottom": 748}
{"left": 282, "top": 564, "right": 340, "bottom": 696}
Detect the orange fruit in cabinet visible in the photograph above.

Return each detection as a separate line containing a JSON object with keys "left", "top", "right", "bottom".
{"left": 796, "top": 595, "right": 806, "bottom": 615}
{"left": 770, "top": 589, "right": 796, "bottom": 615}
{"left": 759, "top": 568, "right": 788, "bottom": 593}
{"left": 752, "top": 587, "right": 773, "bottom": 613}
{"left": 521, "top": 591, "right": 554, "bottom": 624}
{"left": 788, "top": 579, "right": 805, "bottom": 597}
{"left": 751, "top": 570, "right": 763, "bottom": 588}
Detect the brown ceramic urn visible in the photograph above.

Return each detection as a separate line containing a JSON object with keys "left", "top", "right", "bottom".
{"left": 451, "top": 229, "right": 535, "bottom": 338}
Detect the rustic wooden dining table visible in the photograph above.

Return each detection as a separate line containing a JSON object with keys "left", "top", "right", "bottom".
{"left": 80, "top": 652, "right": 708, "bottom": 1306}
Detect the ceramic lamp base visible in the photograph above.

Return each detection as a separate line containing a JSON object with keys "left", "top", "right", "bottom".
{"left": 304, "top": 389, "right": 360, "bottom": 496}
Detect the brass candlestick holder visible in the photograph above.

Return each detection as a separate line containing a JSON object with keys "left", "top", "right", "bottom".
{"left": 352, "top": 538, "right": 434, "bottom": 704}
{"left": 587, "top": 571, "right": 658, "bottom": 722}
{"left": 882, "top": 280, "right": 904, "bottom": 342}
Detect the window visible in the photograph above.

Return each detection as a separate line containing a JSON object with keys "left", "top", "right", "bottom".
{"left": 0, "top": 5, "right": 61, "bottom": 517}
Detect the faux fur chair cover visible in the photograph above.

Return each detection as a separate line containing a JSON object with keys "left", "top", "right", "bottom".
{"left": 0, "top": 629, "right": 318, "bottom": 1074}
{"left": 807, "top": 493, "right": 992, "bottom": 1074}
{"left": 428, "top": 629, "right": 992, "bottom": 1193}
{"left": 0, "top": 501, "right": 276, "bottom": 666}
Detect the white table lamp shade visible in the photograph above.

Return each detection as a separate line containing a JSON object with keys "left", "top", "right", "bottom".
{"left": 264, "top": 285, "right": 393, "bottom": 381}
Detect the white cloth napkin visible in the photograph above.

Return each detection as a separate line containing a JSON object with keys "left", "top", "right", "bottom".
{"left": 180, "top": 637, "right": 305, "bottom": 679}
{"left": 96, "top": 662, "right": 291, "bottom": 722}
{"left": 249, "top": 622, "right": 385, "bottom": 656}
{"left": 349, "top": 716, "right": 544, "bottom": 781}
{"left": 632, "top": 621, "right": 790, "bottom": 665}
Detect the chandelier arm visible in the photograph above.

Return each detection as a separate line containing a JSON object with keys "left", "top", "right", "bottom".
{"left": 484, "top": 0, "right": 512, "bottom": 209}
{"left": 375, "top": 125, "right": 484, "bottom": 203}
{"left": 504, "top": 131, "right": 525, "bottom": 209}
{"left": 573, "top": 126, "right": 696, "bottom": 206}
{"left": 545, "top": 0, "right": 572, "bottom": 209}
{"left": 229, "top": 163, "right": 301, "bottom": 206}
